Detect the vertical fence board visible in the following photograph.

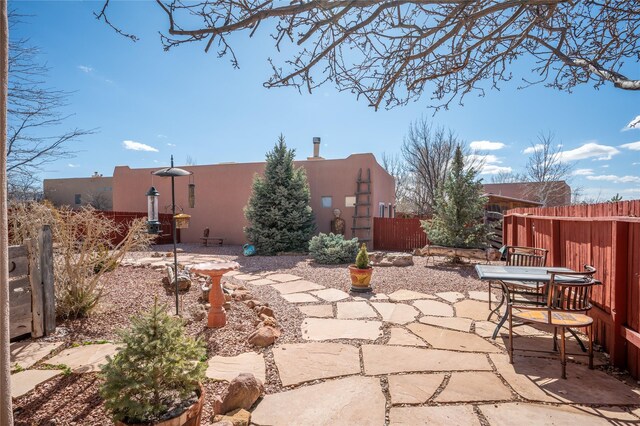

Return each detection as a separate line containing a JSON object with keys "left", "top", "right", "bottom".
{"left": 39, "top": 225, "right": 56, "bottom": 335}
{"left": 27, "top": 238, "right": 44, "bottom": 338}
{"left": 373, "top": 218, "right": 428, "bottom": 252}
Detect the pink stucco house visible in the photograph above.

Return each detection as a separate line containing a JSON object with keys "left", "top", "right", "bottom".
{"left": 108, "top": 142, "right": 394, "bottom": 247}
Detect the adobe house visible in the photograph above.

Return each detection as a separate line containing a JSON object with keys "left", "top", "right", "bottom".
{"left": 108, "top": 139, "right": 395, "bottom": 247}
{"left": 44, "top": 172, "right": 113, "bottom": 210}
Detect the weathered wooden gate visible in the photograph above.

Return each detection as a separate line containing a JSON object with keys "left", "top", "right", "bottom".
{"left": 7, "top": 225, "right": 55, "bottom": 339}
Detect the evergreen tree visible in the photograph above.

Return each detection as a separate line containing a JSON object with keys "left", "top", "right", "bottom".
{"left": 245, "top": 135, "right": 316, "bottom": 255}
{"left": 421, "top": 145, "right": 490, "bottom": 249}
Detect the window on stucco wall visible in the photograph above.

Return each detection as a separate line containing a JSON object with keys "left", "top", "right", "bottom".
{"left": 321, "top": 196, "right": 332, "bottom": 208}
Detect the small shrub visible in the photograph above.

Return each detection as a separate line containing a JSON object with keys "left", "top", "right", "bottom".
{"left": 355, "top": 243, "right": 370, "bottom": 269}
{"left": 309, "top": 233, "right": 358, "bottom": 264}
{"left": 101, "top": 299, "right": 206, "bottom": 424}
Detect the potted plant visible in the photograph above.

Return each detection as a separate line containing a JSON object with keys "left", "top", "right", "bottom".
{"left": 101, "top": 299, "right": 206, "bottom": 426}
{"left": 348, "top": 243, "right": 373, "bottom": 293}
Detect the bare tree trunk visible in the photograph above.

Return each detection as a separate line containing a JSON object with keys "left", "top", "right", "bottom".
{"left": 0, "top": 0, "right": 13, "bottom": 424}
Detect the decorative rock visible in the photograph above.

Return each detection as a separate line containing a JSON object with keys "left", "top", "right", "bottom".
{"left": 260, "top": 317, "right": 278, "bottom": 328}
{"left": 247, "top": 326, "right": 281, "bottom": 347}
{"left": 255, "top": 306, "right": 274, "bottom": 318}
{"left": 369, "top": 252, "right": 414, "bottom": 267}
{"left": 213, "top": 373, "right": 264, "bottom": 414}
{"left": 190, "top": 305, "right": 207, "bottom": 322}
{"left": 212, "top": 408, "right": 252, "bottom": 426}
{"left": 272, "top": 343, "right": 361, "bottom": 386}
{"left": 244, "top": 300, "right": 265, "bottom": 309}
{"left": 232, "top": 290, "right": 252, "bottom": 301}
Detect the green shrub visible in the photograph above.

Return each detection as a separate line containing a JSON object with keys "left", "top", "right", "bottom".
{"left": 309, "top": 233, "right": 359, "bottom": 264}
{"left": 101, "top": 299, "right": 206, "bottom": 424}
{"left": 355, "top": 243, "right": 370, "bottom": 269}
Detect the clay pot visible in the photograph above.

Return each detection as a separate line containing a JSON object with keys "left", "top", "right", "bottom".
{"left": 348, "top": 265, "right": 373, "bottom": 293}
{"left": 116, "top": 383, "right": 205, "bottom": 426}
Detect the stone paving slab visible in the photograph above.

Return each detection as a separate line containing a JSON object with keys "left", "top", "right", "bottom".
{"left": 234, "top": 274, "right": 262, "bottom": 281}
{"left": 272, "top": 343, "right": 361, "bottom": 386}
{"left": 310, "top": 288, "right": 350, "bottom": 302}
{"left": 11, "top": 369, "right": 62, "bottom": 398}
{"left": 298, "top": 305, "right": 334, "bottom": 318}
{"left": 435, "top": 291, "right": 465, "bottom": 303}
{"left": 419, "top": 316, "right": 473, "bottom": 332}
{"left": 266, "top": 273, "right": 302, "bottom": 283}
{"left": 388, "top": 289, "right": 436, "bottom": 302}
{"left": 389, "top": 406, "right": 480, "bottom": 426}
{"left": 282, "top": 293, "right": 319, "bottom": 303}
{"left": 454, "top": 299, "right": 494, "bottom": 321}
{"left": 362, "top": 345, "right": 492, "bottom": 375}
{"left": 46, "top": 343, "right": 120, "bottom": 373}
{"left": 490, "top": 353, "right": 640, "bottom": 404}
{"left": 407, "top": 323, "right": 501, "bottom": 353}
{"left": 252, "top": 376, "right": 386, "bottom": 426}
{"left": 436, "top": 371, "right": 513, "bottom": 402}
{"left": 388, "top": 373, "right": 445, "bottom": 404}
{"left": 10, "top": 341, "right": 64, "bottom": 369}
{"left": 412, "top": 300, "right": 454, "bottom": 317}
{"left": 352, "top": 293, "right": 389, "bottom": 301}
{"left": 468, "top": 290, "right": 494, "bottom": 302}
{"left": 479, "top": 403, "right": 639, "bottom": 426}
{"left": 387, "top": 328, "right": 427, "bottom": 347}
{"left": 271, "top": 280, "right": 325, "bottom": 294}
{"left": 249, "top": 278, "right": 277, "bottom": 286}
{"left": 301, "top": 318, "right": 383, "bottom": 341}
{"left": 370, "top": 302, "right": 419, "bottom": 324}
{"left": 336, "top": 301, "right": 377, "bottom": 319}
{"left": 493, "top": 334, "right": 607, "bottom": 366}
{"left": 223, "top": 270, "right": 241, "bottom": 277}
{"left": 206, "top": 351, "right": 266, "bottom": 383}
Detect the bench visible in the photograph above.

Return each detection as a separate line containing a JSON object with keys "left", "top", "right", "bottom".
{"left": 200, "top": 228, "right": 224, "bottom": 246}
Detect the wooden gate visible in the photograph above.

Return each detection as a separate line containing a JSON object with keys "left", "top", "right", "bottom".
{"left": 7, "top": 225, "right": 55, "bottom": 340}
{"left": 373, "top": 217, "right": 428, "bottom": 251}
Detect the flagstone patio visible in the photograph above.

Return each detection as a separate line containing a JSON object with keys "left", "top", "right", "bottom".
{"left": 11, "top": 268, "right": 640, "bottom": 425}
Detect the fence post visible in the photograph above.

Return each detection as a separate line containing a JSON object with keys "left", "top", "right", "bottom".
{"left": 27, "top": 239, "right": 44, "bottom": 338}
{"left": 550, "top": 219, "right": 562, "bottom": 267}
{"left": 610, "top": 220, "right": 629, "bottom": 368}
{"left": 39, "top": 225, "right": 55, "bottom": 335}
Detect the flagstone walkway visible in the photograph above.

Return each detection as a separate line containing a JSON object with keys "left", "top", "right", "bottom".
{"left": 10, "top": 269, "right": 640, "bottom": 425}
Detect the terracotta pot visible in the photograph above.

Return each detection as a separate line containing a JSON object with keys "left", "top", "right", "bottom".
{"left": 116, "top": 383, "right": 205, "bottom": 426}
{"left": 348, "top": 265, "right": 373, "bottom": 293}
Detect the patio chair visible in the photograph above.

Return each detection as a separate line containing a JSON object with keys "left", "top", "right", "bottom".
{"left": 488, "top": 246, "right": 548, "bottom": 318}
{"left": 508, "top": 265, "right": 598, "bottom": 379}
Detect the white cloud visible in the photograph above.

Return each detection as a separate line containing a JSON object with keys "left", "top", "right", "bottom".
{"left": 573, "top": 168, "right": 594, "bottom": 176}
{"left": 558, "top": 142, "right": 620, "bottom": 161}
{"left": 78, "top": 65, "right": 93, "bottom": 73}
{"left": 633, "top": 162, "right": 640, "bottom": 166}
{"left": 523, "top": 144, "right": 544, "bottom": 154}
{"left": 157, "top": 134, "right": 168, "bottom": 139}
{"left": 601, "top": 164, "right": 609, "bottom": 168}
{"left": 466, "top": 154, "right": 512, "bottom": 175}
{"left": 470, "top": 140, "right": 505, "bottom": 151}
{"left": 167, "top": 143, "right": 176, "bottom": 147}
{"left": 620, "top": 141, "right": 640, "bottom": 151}
{"left": 122, "top": 140, "right": 159, "bottom": 152}
{"left": 624, "top": 115, "right": 640, "bottom": 131}
{"left": 68, "top": 163, "right": 79, "bottom": 168}
{"left": 586, "top": 174, "right": 640, "bottom": 184}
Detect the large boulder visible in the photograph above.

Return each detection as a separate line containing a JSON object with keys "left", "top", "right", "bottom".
{"left": 247, "top": 326, "right": 281, "bottom": 347}
{"left": 213, "top": 374, "right": 264, "bottom": 415}
{"left": 369, "top": 252, "right": 414, "bottom": 267}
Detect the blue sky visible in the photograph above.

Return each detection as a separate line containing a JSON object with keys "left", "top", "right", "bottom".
{"left": 10, "top": 1, "right": 640, "bottom": 201}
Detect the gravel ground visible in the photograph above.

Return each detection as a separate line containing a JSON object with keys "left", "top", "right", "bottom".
{"left": 12, "top": 244, "right": 495, "bottom": 425}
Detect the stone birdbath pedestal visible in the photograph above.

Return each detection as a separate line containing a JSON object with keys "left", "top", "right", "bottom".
{"left": 190, "top": 261, "right": 239, "bottom": 328}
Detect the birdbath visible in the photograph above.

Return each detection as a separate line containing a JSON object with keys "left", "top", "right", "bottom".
{"left": 190, "top": 261, "right": 240, "bottom": 328}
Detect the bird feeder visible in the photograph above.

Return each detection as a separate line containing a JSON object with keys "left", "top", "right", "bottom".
{"left": 146, "top": 186, "right": 161, "bottom": 234}
{"left": 174, "top": 213, "right": 191, "bottom": 229}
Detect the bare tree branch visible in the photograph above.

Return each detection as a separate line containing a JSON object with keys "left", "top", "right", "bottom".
{"left": 99, "top": 1, "right": 640, "bottom": 109}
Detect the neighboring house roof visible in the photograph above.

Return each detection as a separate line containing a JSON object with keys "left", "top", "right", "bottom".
{"left": 482, "top": 181, "right": 571, "bottom": 207}
{"left": 482, "top": 193, "right": 543, "bottom": 206}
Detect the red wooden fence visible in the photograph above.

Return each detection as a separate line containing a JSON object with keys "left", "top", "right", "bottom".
{"left": 100, "top": 211, "right": 177, "bottom": 245}
{"left": 504, "top": 200, "right": 640, "bottom": 377}
{"left": 373, "top": 217, "right": 428, "bottom": 251}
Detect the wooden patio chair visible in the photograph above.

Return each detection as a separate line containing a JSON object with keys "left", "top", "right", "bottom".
{"left": 488, "top": 246, "right": 548, "bottom": 318}
{"left": 508, "top": 266, "right": 598, "bottom": 379}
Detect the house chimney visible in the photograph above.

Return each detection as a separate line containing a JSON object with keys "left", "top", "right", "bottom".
{"left": 308, "top": 137, "right": 324, "bottom": 160}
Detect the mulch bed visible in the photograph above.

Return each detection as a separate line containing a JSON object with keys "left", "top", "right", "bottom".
{"left": 12, "top": 244, "right": 492, "bottom": 425}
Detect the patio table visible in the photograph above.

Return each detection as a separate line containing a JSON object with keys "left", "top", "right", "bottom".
{"left": 475, "top": 265, "right": 574, "bottom": 339}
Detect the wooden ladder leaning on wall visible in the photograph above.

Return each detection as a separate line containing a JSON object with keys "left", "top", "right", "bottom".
{"left": 351, "top": 168, "right": 372, "bottom": 245}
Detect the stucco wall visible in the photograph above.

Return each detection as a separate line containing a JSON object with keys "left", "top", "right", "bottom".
{"left": 112, "top": 153, "right": 395, "bottom": 247}
{"left": 44, "top": 177, "right": 113, "bottom": 210}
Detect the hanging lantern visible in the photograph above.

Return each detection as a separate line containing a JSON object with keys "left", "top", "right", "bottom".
{"left": 188, "top": 176, "right": 195, "bottom": 208}
{"left": 174, "top": 213, "right": 191, "bottom": 229}
{"left": 146, "top": 186, "right": 161, "bottom": 234}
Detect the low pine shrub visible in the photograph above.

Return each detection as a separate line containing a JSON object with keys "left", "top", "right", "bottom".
{"left": 309, "top": 233, "right": 359, "bottom": 264}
